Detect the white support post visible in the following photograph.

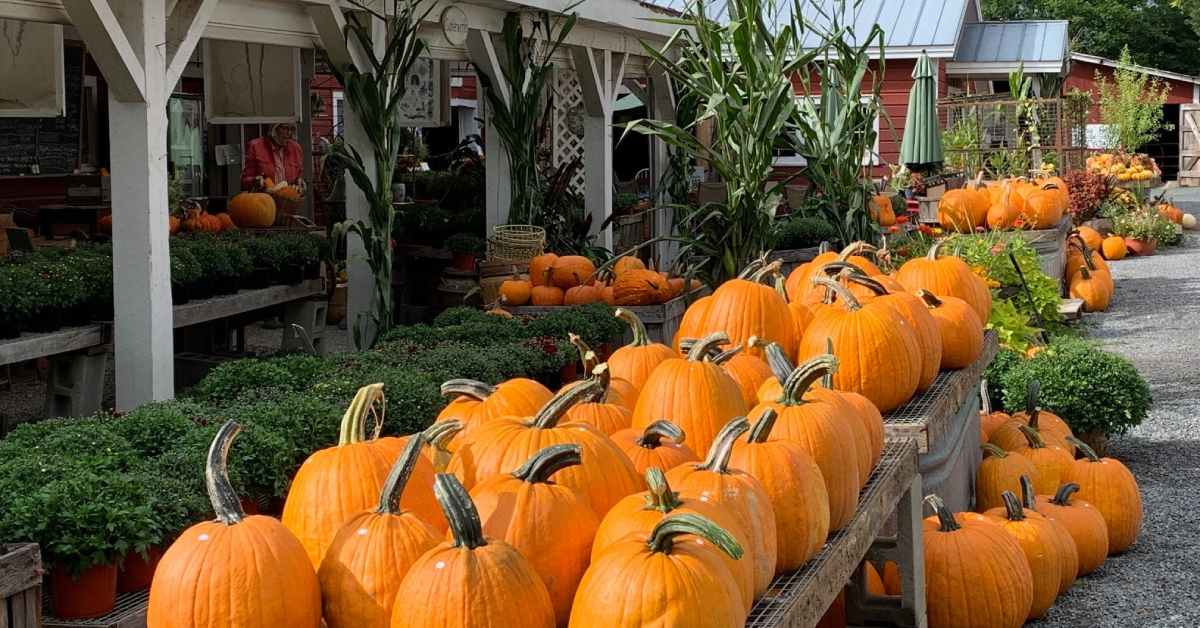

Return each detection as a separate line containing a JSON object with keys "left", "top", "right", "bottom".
{"left": 163, "top": 0, "right": 219, "bottom": 92}
{"left": 467, "top": 28, "right": 511, "bottom": 232}
{"left": 647, "top": 66, "right": 677, "bottom": 268}
{"left": 572, "top": 46, "right": 626, "bottom": 251}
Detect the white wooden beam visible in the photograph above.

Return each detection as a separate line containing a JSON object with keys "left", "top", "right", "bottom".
{"left": 466, "top": 27, "right": 509, "bottom": 106}
{"left": 61, "top": 0, "right": 145, "bottom": 102}
{"left": 573, "top": 45, "right": 627, "bottom": 251}
{"left": 307, "top": 1, "right": 369, "bottom": 72}
{"left": 647, "top": 65, "right": 678, "bottom": 267}
{"left": 164, "top": 0, "right": 219, "bottom": 95}
{"left": 466, "top": 27, "right": 512, "bottom": 231}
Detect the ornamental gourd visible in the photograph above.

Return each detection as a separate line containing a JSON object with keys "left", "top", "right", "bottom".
{"left": 922, "top": 495, "right": 1034, "bottom": 628}
{"left": 631, "top": 332, "right": 749, "bottom": 454}
{"left": 148, "top": 421, "right": 321, "bottom": 628}
{"left": 918, "top": 290, "right": 984, "bottom": 369}
{"left": 228, "top": 192, "right": 277, "bottom": 227}
{"left": 730, "top": 408, "right": 831, "bottom": 572}
{"left": 446, "top": 377, "right": 641, "bottom": 516}
{"left": 895, "top": 241, "right": 992, "bottom": 323}
{"left": 569, "top": 514, "right": 748, "bottom": 627}
{"left": 665, "top": 419, "right": 778, "bottom": 594}
{"left": 1033, "top": 482, "right": 1110, "bottom": 575}
{"left": 550, "top": 255, "right": 595, "bottom": 289}
{"left": 283, "top": 385, "right": 444, "bottom": 568}
{"left": 976, "top": 444, "right": 1039, "bottom": 514}
{"left": 798, "top": 277, "right": 922, "bottom": 412}
{"left": 591, "top": 468, "right": 756, "bottom": 611}
{"left": 608, "top": 308, "right": 676, "bottom": 391}
{"left": 434, "top": 378, "right": 553, "bottom": 452}
{"left": 470, "top": 445, "right": 600, "bottom": 625}
{"left": 609, "top": 421, "right": 698, "bottom": 475}
{"left": 1064, "top": 436, "right": 1143, "bottom": 554}
{"left": 318, "top": 433, "right": 441, "bottom": 628}
{"left": 982, "top": 491, "right": 1065, "bottom": 619}
{"left": 392, "top": 475, "right": 555, "bottom": 628}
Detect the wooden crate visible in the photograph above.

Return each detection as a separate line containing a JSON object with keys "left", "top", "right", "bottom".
{"left": 507, "top": 288, "right": 710, "bottom": 345}
{"left": 767, "top": 246, "right": 821, "bottom": 277}
{"left": 1, "top": 543, "right": 43, "bottom": 628}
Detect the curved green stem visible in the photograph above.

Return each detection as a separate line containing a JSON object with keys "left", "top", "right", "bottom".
{"left": 532, "top": 377, "right": 601, "bottom": 428}
{"left": 568, "top": 333, "right": 598, "bottom": 372}
{"left": 377, "top": 433, "right": 425, "bottom": 514}
{"left": 762, "top": 340, "right": 795, "bottom": 383}
{"left": 339, "top": 383, "right": 386, "bottom": 446}
{"left": 1025, "top": 380, "right": 1041, "bottom": 429}
{"left": 511, "top": 444, "right": 582, "bottom": 484}
{"left": 436, "top": 473, "right": 486, "bottom": 550}
{"left": 819, "top": 261, "right": 869, "bottom": 278}
{"left": 642, "top": 467, "right": 683, "bottom": 512}
{"left": 1050, "top": 482, "right": 1081, "bottom": 506}
{"left": 737, "top": 258, "right": 765, "bottom": 279}
{"left": 207, "top": 420, "right": 246, "bottom": 525}
{"left": 686, "top": 332, "right": 730, "bottom": 361}
{"left": 440, "top": 379, "right": 496, "bottom": 401}
{"left": 1000, "top": 491, "right": 1025, "bottom": 521}
{"left": 924, "top": 494, "right": 960, "bottom": 532}
{"left": 645, "top": 513, "right": 743, "bottom": 560}
{"left": 638, "top": 420, "right": 686, "bottom": 448}
{"left": 839, "top": 241, "right": 878, "bottom": 261}
{"left": 782, "top": 355, "right": 838, "bottom": 405}
{"left": 749, "top": 260, "right": 783, "bottom": 284}
{"left": 811, "top": 276, "right": 862, "bottom": 310}
{"left": 746, "top": 408, "right": 779, "bottom": 443}
{"left": 588, "top": 362, "right": 613, "bottom": 403}
{"left": 843, "top": 272, "right": 890, "bottom": 296}
{"left": 1019, "top": 475, "right": 1037, "bottom": 509}
{"left": 423, "top": 420, "right": 463, "bottom": 453}
{"left": 697, "top": 417, "right": 751, "bottom": 473}
{"left": 981, "top": 443, "right": 1009, "bottom": 458}
{"left": 926, "top": 240, "right": 945, "bottom": 260}
{"left": 1018, "top": 424, "right": 1046, "bottom": 449}
{"left": 615, "top": 308, "right": 652, "bottom": 347}
{"left": 1066, "top": 436, "right": 1101, "bottom": 462}
{"left": 677, "top": 337, "right": 722, "bottom": 360}
{"left": 712, "top": 344, "right": 743, "bottom": 366}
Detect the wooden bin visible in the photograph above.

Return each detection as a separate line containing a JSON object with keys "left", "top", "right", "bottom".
{"left": 1, "top": 543, "right": 43, "bottom": 628}
{"left": 767, "top": 246, "right": 821, "bottom": 277}
{"left": 507, "top": 287, "right": 710, "bottom": 345}
{"left": 1014, "top": 217, "right": 1072, "bottom": 287}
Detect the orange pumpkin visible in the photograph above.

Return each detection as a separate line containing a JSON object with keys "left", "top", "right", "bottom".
{"left": 976, "top": 443, "right": 1039, "bottom": 514}
{"left": 563, "top": 283, "right": 602, "bottom": 305}
{"left": 673, "top": 294, "right": 713, "bottom": 350}
{"left": 1023, "top": 188, "right": 1065, "bottom": 229}
{"left": 715, "top": 341, "right": 774, "bottom": 409}
{"left": 227, "top": 192, "right": 277, "bottom": 227}
{"left": 846, "top": 274, "right": 942, "bottom": 391}
{"left": 982, "top": 491, "right": 1066, "bottom": 619}
{"left": 919, "top": 290, "right": 984, "bottom": 369}
{"left": 895, "top": 241, "right": 993, "bottom": 323}
{"left": 563, "top": 364, "right": 633, "bottom": 435}
{"left": 434, "top": 377, "right": 553, "bottom": 452}
{"left": 609, "top": 420, "right": 698, "bottom": 475}
{"left": 499, "top": 268, "right": 533, "bottom": 306}
{"left": 1064, "top": 436, "right": 1143, "bottom": 554}
{"left": 565, "top": 335, "right": 639, "bottom": 412}
{"left": 1033, "top": 482, "right": 1110, "bottom": 576}
{"left": 987, "top": 180, "right": 1025, "bottom": 230}
{"left": 613, "top": 269, "right": 672, "bottom": 305}
{"left": 611, "top": 255, "right": 647, "bottom": 276}
{"left": 529, "top": 253, "right": 558, "bottom": 287}
{"left": 871, "top": 194, "right": 897, "bottom": 226}
{"left": 1070, "top": 266, "right": 1112, "bottom": 312}
{"left": 1019, "top": 475, "right": 1079, "bottom": 595}
{"left": 1101, "top": 235, "right": 1127, "bottom": 260}
{"left": 938, "top": 189, "right": 983, "bottom": 233}
{"left": 530, "top": 283, "right": 565, "bottom": 305}
{"left": 689, "top": 261, "right": 797, "bottom": 360}
{"left": 1076, "top": 226, "right": 1103, "bottom": 251}
{"left": 550, "top": 255, "right": 596, "bottom": 289}
{"left": 608, "top": 308, "right": 676, "bottom": 391}
{"left": 217, "top": 212, "right": 237, "bottom": 232}
{"left": 168, "top": 214, "right": 181, "bottom": 235}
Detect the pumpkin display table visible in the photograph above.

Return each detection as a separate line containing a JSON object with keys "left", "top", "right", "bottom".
{"left": 883, "top": 330, "right": 999, "bottom": 513}
{"left": 506, "top": 287, "right": 711, "bottom": 345}
{"left": 744, "top": 439, "right": 923, "bottom": 628}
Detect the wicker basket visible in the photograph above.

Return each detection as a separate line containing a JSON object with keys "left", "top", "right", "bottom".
{"left": 488, "top": 225, "right": 545, "bottom": 262}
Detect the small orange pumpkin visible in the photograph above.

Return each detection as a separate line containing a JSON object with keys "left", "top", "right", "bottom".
{"left": 499, "top": 268, "right": 533, "bottom": 306}
{"left": 609, "top": 420, "right": 698, "bottom": 475}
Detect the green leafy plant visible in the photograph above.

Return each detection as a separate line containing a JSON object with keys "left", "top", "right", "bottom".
{"left": 999, "top": 335, "right": 1151, "bottom": 437}
{"left": 942, "top": 116, "right": 984, "bottom": 175}
{"left": 444, "top": 233, "right": 486, "bottom": 255}
{"left": 941, "top": 232, "right": 1063, "bottom": 329}
{"left": 1112, "top": 209, "right": 1174, "bottom": 242}
{"left": 771, "top": 216, "right": 839, "bottom": 250}
{"left": 326, "top": 0, "right": 433, "bottom": 350}
{"left": 1097, "top": 46, "right": 1173, "bottom": 152}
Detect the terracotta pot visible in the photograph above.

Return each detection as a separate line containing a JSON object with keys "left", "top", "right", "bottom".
{"left": 50, "top": 563, "right": 117, "bottom": 619}
{"left": 117, "top": 546, "right": 163, "bottom": 593}
{"left": 1124, "top": 238, "right": 1157, "bottom": 256}
{"left": 451, "top": 252, "right": 477, "bottom": 272}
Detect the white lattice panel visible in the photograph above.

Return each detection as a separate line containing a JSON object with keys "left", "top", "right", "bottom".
{"left": 551, "top": 68, "right": 586, "bottom": 194}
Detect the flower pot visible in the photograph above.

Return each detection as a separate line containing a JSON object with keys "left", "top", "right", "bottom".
{"left": 171, "top": 282, "right": 190, "bottom": 305}
{"left": 0, "top": 316, "right": 20, "bottom": 339}
{"left": 285, "top": 264, "right": 305, "bottom": 285}
{"left": 117, "top": 546, "right": 163, "bottom": 593}
{"left": 1124, "top": 238, "right": 1157, "bottom": 256}
{"left": 28, "top": 308, "right": 63, "bottom": 333}
{"left": 65, "top": 303, "right": 91, "bottom": 326}
{"left": 304, "top": 261, "right": 321, "bottom": 280}
{"left": 49, "top": 562, "right": 118, "bottom": 619}
{"left": 451, "top": 252, "right": 477, "bottom": 272}
{"left": 189, "top": 278, "right": 214, "bottom": 300}
{"left": 215, "top": 277, "right": 239, "bottom": 295}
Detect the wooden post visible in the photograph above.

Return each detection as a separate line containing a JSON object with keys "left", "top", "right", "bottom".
{"left": 573, "top": 46, "right": 626, "bottom": 251}
{"left": 647, "top": 66, "right": 677, "bottom": 267}
{"left": 467, "top": 28, "right": 511, "bottom": 231}
{"left": 299, "top": 48, "right": 316, "bottom": 219}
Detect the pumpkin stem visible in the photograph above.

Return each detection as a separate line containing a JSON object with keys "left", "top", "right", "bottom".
{"left": 1066, "top": 436, "right": 1101, "bottom": 462}
{"left": 677, "top": 337, "right": 722, "bottom": 360}
{"left": 206, "top": 420, "right": 246, "bottom": 525}
{"left": 1019, "top": 475, "right": 1037, "bottom": 509}
{"left": 1050, "top": 482, "right": 1081, "bottom": 506}
{"left": 838, "top": 241, "right": 878, "bottom": 261}
{"left": 762, "top": 341, "right": 796, "bottom": 383}
{"left": 615, "top": 308, "right": 652, "bottom": 347}
{"left": 811, "top": 276, "right": 862, "bottom": 310}
{"left": 749, "top": 260, "right": 782, "bottom": 284}
{"left": 436, "top": 473, "right": 487, "bottom": 550}
{"left": 339, "top": 383, "right": 386, "bottom": 446}
{"left": 642, "top": 467, "right": 684, "bottom": 512}
{"left": 818, "top": 241, "right": 833, "bottom": 254}
{"left": 843, "top": 273, "right": 890, "bottom": 296}
{"left": 568, "top": 334, "right": 598, "bottom": 372}
{"left": 981, "top": 443, "right": 1009, "bottom": 458}
{"left": 712, "top": 344, "right": 744, "bottom": 365}
{"left": 645, "top": 513, "right": 743, "bottom": 560}
{"left": 737, "top": 258, "right": 765, "bottom": 279}
{"left": 376, "top": 433, "right": 426, "bottom": 515}
{"left": 1017, "top": 424, "right": 1046, "bottom": 449}
{"left": 697, "top": 417, "right": 751, "bottom": 473}
{"left": 686, "top": 332, "right": 730, "bottom": 362}
{"left": 819, "top": 261, "right": 869, "bottom": 278}
{"left": 925, "top": 240, "right": 945, "bottom": 260}
{"left": 532, "top": 377, "right": 602, "bottom": 428}
{"left": 587, "top": 362, "right": 613, "bottom": 402}
{"left": 511, "top": 444, "right": 582, "bottom": 484}
{"left": 1025, "top": 380, "right": 1041, "bottom": 429}
{"left": 638, "top": 420, "right": 686, "bottom": 448}
{"left": 1000, "top": 491, "right": 1026, "bottom": 521}
{"left": 980, "top": 378, "right": 992, "bottom": 414}
{"left": 917, "top": 289, "right": 943, "bottom": 309}
{"left": 782, "top": 354, "right": 838, "bottom": 405}
{"left": 823, "top": 338, "right": 835, "bottom": 387}
{"left": 773, "top": 273, "right": 788, "bottom": 301}
{"left": 746, "top": 408, "right": 779, "bottom": 443}
{"left": 924, "top": 494, "right": 960, "bottom": 532}
{"left": 440, "top": 379, "right": 496, "bottom": 401}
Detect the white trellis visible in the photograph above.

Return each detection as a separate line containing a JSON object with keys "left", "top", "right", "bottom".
{"left": 551, "top": 67, "right": 586, "bottom": 194}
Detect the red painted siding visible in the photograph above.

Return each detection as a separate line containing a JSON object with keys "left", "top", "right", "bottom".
{"left": 1065, "top": 60, "right": 1195, "bottom": 124}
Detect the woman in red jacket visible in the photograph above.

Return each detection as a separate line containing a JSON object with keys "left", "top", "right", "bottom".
{"left": 240, "top": 123, "right": 304, "bottom": 190}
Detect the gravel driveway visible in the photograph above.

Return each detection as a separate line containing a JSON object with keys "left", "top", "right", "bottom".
{"left": 1034, "top": 198, "right": 1200, "bottom": 627}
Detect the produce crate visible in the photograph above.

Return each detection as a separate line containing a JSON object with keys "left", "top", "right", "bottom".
{"left": 42, "top": 590, "right": 147, "bottom": 628}
{"left": 883, "top": 331, "right": 998, "bottom": 512}
{"left": 745, "top": 439, "right": 921, "bottom": 628}
{"left": 767, "top": 246, "right": 821, "bottom": 277}
{"left": 1012, "top": 217, "right": 1072, "bottom": 287}
{"left": 506, "top": 287, "right": 711, "bottom": 345}
{"left": 1, "top": 543, "right": 43, "bottom": 628}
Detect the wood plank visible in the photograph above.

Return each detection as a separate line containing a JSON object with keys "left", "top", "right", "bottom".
{"left": 0, "top": 544, "right": 41, "bottom": 600}
{"left": 0, "top": 326, "right": 107, "bottom": 367}
{"left": 172, "top": 280, "right": 325, "bottom": 329}
{"left": 1059, "top": 298, "right": 1085, "bottom": 320}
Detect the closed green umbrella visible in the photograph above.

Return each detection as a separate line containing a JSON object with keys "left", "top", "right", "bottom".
{"left": 900, "top": 52, "right": 943, "bottom": 168}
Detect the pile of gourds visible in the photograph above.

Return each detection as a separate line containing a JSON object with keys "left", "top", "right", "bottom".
{"left": 498, "top": 254, "right": 700, "bottom": 307}
{"left": 938, "top": 176, "right": 1068, "bottom": 233}
{"left": 1087, "top": 152, "right": 1159, "bottom": 182}
{"left": 1065, "top": 232, "right": 1116, "bottom": 312}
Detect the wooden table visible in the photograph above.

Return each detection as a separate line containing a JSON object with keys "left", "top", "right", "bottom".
{"left": 37, "top": 204, "right": 109, "bottom": 238}
{"left": 0, "top": 325, "right": 108, "bottom": 367}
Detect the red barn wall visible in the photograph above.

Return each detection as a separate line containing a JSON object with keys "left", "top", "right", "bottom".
{"left": 1065, "top": 60, "right": 1195, "bottom": 124}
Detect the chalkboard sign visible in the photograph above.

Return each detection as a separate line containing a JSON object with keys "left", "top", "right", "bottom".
{"left": 0, "top": 44, "right": 81, "bottom": 176}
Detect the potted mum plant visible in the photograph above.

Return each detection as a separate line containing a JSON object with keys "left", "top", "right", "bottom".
{"left": 445, "top": 233, "right": 486, "bottom": 271}
{"left": 1112, "top": 210, "right": 1172, "bottom": 256}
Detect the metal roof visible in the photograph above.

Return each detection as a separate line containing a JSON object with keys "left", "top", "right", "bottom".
{"left": 954, "top": 20, "right": 1068, "bottom": 65}
{"left": 797, "top": 0, "right": 973, "bottom": 57}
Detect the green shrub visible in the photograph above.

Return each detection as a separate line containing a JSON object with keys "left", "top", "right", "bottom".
{"left": 378, "top": 324, "right": 443, "bottom": 348}
{"left": 0, "top": 416, "right": 134, "bottom": 473}
{"left": 433, "top": 307, "right": 494, "bottom": 327}
{"left": 999, "top": 336, "right": 1151, "bottom": 436}
{"left": 189, "top": 358, "right": 306, "bottom": 402}
{"left": 305, "top": 366, "right": 443, "bottom": 436}
{"left": 524, "top": 303, "right": 625, "bottom": 348}
{"left": 771, "top": 216, "right": 838, "bottom": 250}
{"left": 984, "top": 347, "right": 1023, "bottom": 409}
{"left": 112, "top": 401, "right": 205, "bottom": 457}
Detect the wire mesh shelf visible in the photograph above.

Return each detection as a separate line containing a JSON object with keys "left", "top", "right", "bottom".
{"left": 43, "top": 589, "right": 147, "bottom": 628}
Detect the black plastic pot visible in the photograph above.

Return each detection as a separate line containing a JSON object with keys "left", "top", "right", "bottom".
{"left": 171, "top": 282, "right": 190, "bottom": 305}
{"left": 189, "top": 278, "right": 214, "bottom": 301}
{"left": 28, "top": 308, "right": 63, "bottom": 333}
{"left": 284, "top": 264, "right": 305, "bottom": 285}
{"left": 304, "top": 261, "right": 321, "bottom": 280}
{"left": 0, "top": 316, "right": 21, "bottom": 339}
{"left": 215, "top": 277, "right": 238, "bottom": 296}
{"left": 65, "top": 303, "right": 91, "bottom": 326}
{"left": 247, "top": 268, "right": 271, "bottom": 289}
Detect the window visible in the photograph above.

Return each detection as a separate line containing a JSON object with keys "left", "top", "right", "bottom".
{"left": 332, "top": 91, "right": 345, "bottom": 137}
{"left": 773, "top": 96, "right": 881, "bottom": 167}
